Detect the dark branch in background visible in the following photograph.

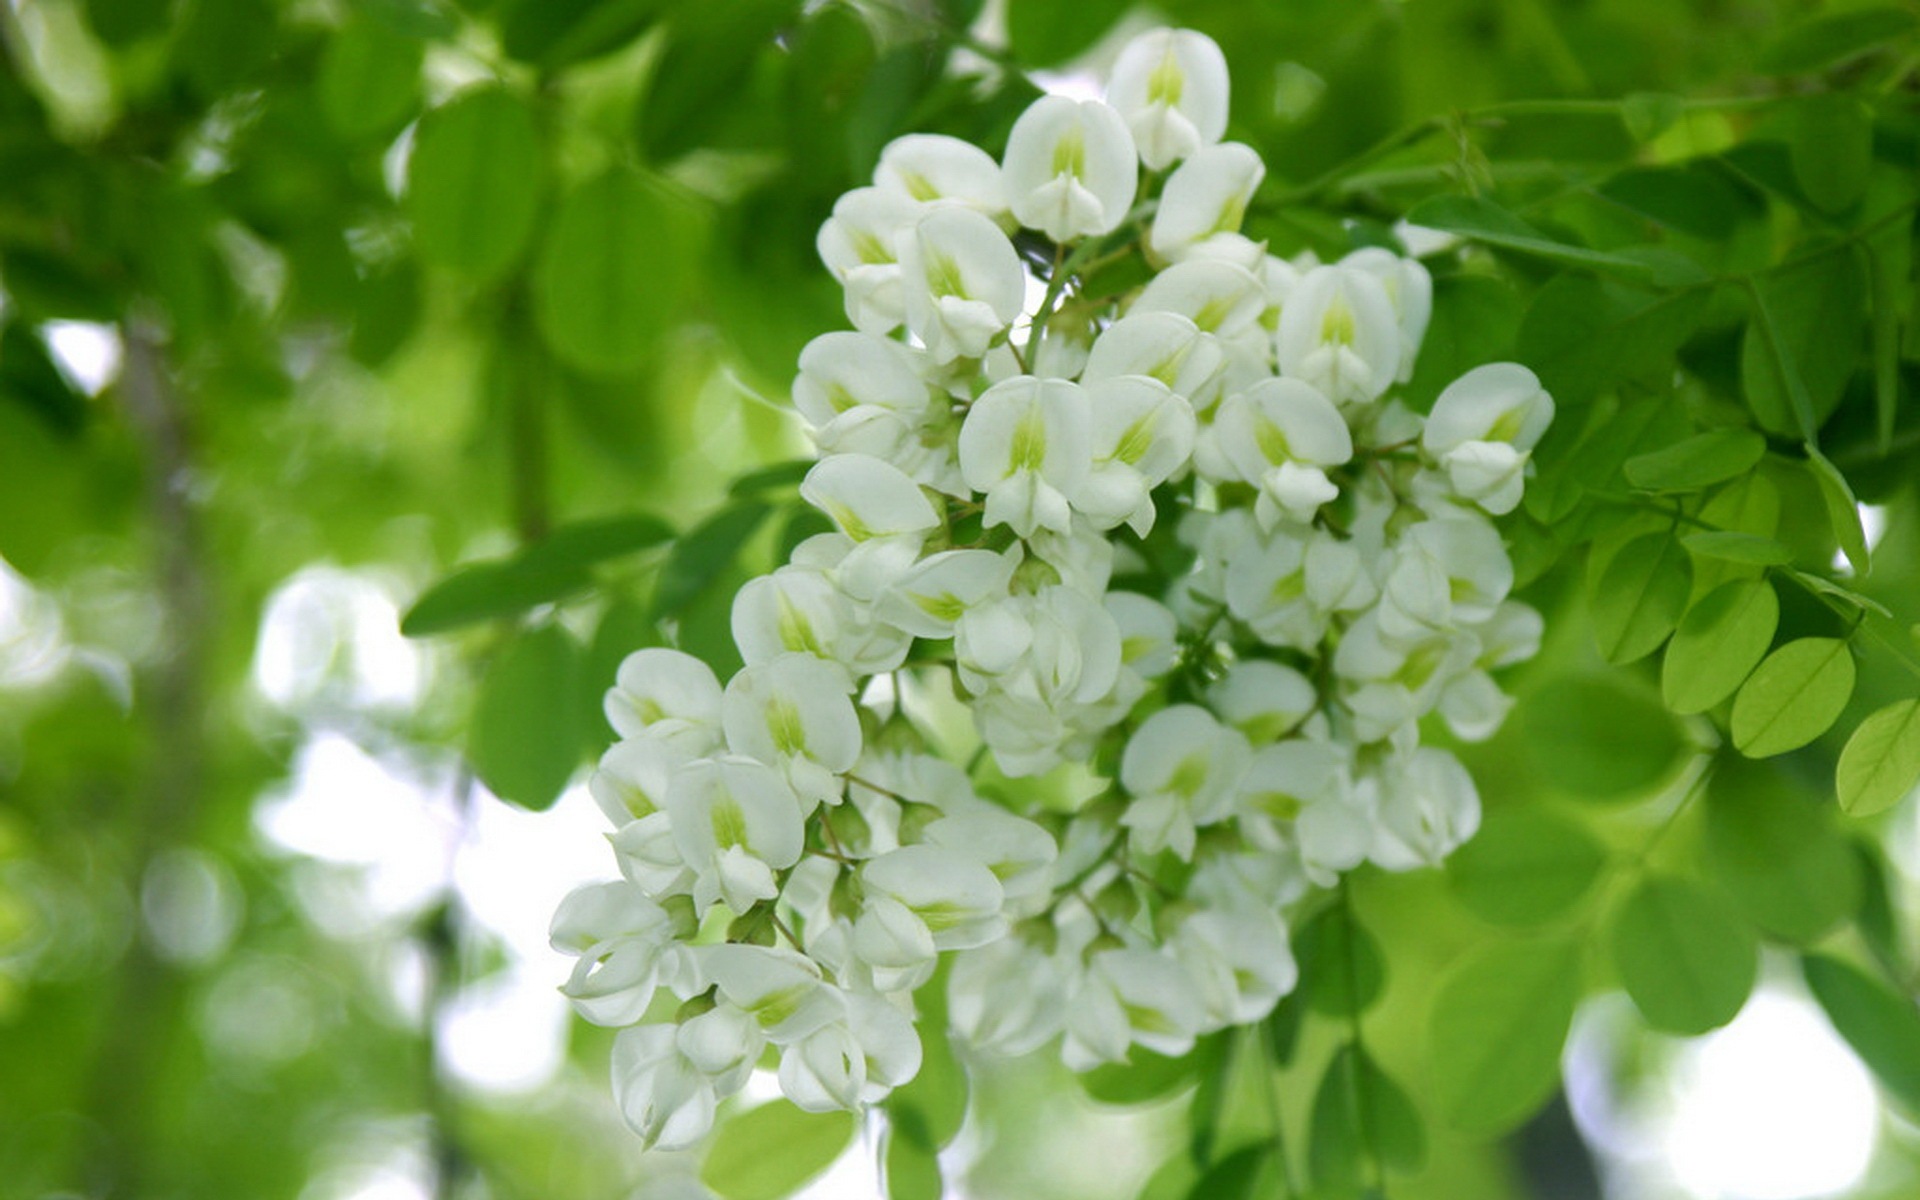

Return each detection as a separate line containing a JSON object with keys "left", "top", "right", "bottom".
{"left": 78, "top": 317, "right": 214, "bottom": 1196}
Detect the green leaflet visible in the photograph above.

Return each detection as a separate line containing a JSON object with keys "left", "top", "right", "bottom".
{"left": 702, "top": 1101, "right": 855, "bottom": 1200}
{"left": 406, "top": 88, "right": 544, "bottom": 280}
{"left": 1446, "top": 806, "right": 1607, "bottom": 927}
{"left": 1731, "top": 637, "right": 1856, "bottom": 757}
{"left": 1590, "top": 530, "right": 1692, "bottom": 664}
{"left": 1609, "top": 875, "right": 1757, "bottom": 1035}
{"left": 468, "top": 624, "right": 585, "bottom": 811}
{"left": 1427, "top": 938, "right": 1582, "bottom": 1134}
{"left": 1662, "top": 578, "right": 1779, "bottom": 715}
{"left": 1837, "top": 699, "right": 1920, "bottom": 817}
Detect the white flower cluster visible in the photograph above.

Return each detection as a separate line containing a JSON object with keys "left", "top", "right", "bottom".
{"left": 551, "top": 26, "right": 1554, "bottom": 1149}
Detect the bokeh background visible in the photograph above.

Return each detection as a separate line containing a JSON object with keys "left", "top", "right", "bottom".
{"left": 2, "top": 1, "right": 1919, "bottom": 1198}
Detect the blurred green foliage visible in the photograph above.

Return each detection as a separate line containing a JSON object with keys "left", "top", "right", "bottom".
{"left": 3, "top": 0, "right": 1920, "bottom": 1198}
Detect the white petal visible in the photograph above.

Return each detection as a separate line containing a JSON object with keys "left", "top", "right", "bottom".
{"left": 1003, "top": 96, "right": 1139, "bottom": 241}
{"left": 1107, "top": 28, "right": 1231, "bottom": 169}
{"left": 1149, "top": 141, "right": 1265, "bottom": 261}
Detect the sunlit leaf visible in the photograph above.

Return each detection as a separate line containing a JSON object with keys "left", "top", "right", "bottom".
{"left": 1662, "top": 578, "right": 1779, "bottom": 715}
{"left": 1427, "top": 938, "right": 1581, "bottom": 1134}
{"left": 1802, "top": 954, "right": 1920, "bottom": 1117}
{"left": 468, "top": 624, "right": 584, "bottom": 810}
{"left": 1837, "top": 699, "right": 1920, "bottom": 818}
{"left": 1731, "top": 637, "right": 1856, "bottom": 757}
{"left": 702, "top": 1101, "right": 855, "bottom": 1200}
{"left": 406, "top": 88, "right": 544, "bottom": 280}
{"left": 1446, "top": 806, "right": 1607, "bottom": 927}
{"left": 1609, "top": 875, "right": 1757, "bottom": 1035}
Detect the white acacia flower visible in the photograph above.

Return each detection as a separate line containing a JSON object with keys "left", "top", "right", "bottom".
{"left": 1238, "top": 739, "right": 1371, "bottom": 886}
{"left": 897, "top": 206, "right": 1025, "bottom": 362}
{"left": 1209, "top": 659, "right": 1316, "bottom": 743}
{"left": 791, "top": 330, "right": 931, "bottom": 429}
{"left": 1421, "top": 363, "right": 1555, "bottom": 514}
{"left": 550, "top": 881, "right": 685, "bottom": 1026}
{"left": 816, "top": 186, "right": 921, "bottom": 334}
{"left": 865, "top": 843, "right": 1008, "bottom": 948}
{"left": 722, "top": 653, "right": 863, "bottom": 808}
{"left": 1174, "top": 908, "right": 1297, "bottom": 1026}
{"left": 609, "top": 810, "right": 694, "bottom": 897}
{"left": 611, "top": 1024, "right": 717, "bottom": 1150}
{"left": 605, "top": 648, "right": 724, "bottom": 751}
{"left": 589, "top": 736, "right": 696, "bottom": 826}
{"left": 779, "top": 995, "right": 921, "bottom": 1111}
{"left": 697, "top": 943, "right": 844, "bottom": 1044}
{"left": 1002, "top": 95, "right": 1139, "bottom": 242}
{"left": 1341, "top": 247, "right": 1432, "bottom": 383}
{"left": 954, "top": 585, "right": 1121, "bottom": 707}
{"left": 1148, "top": 142, "right": 1265, "bottom": 262}
{"left": 923, "top": 805, "right": 1058, "bottom": 903}
{"left": 1223, "top": 522, "right": 1328, "bottom": 649}
{"left": 730, "top": 567, "right": 849, "bottom": 671}
{"left": 1333, "top": 614, "right": 1482, "bottom": 743}
{"left": 800, "top": 453, "right": 940, "bottom": 543}
{"left": 1377, "top": 515, "right": 1513, "bottom": 641}
{"left": 1074, "top": 375, "right": 1196, "bottom": 535}
{"left": 949, "top": 936, "right": 1072, "bottom": 1055}
{"left": 677, "top": 1003, "right": 763, "bottom": 1096}
{"left": 878, "top": 547, "right": 1018, "bottom": 639}
{"left": 665, "top": 755, "right": 806, "bottom": 915}
{"left": 875, "top": 132, "right": 1005, "bottom": 215}
{"left": 1132, "top": 257, "right": 1267, "bottom": 336}
{"left": 958, "top": 375, "right": 1093, "bottom": 538}
{"left": 1106, "top": 28, "right": 1231, "bottom": 170}
{"left": 1369, "top": 746, "right": 1481, "bottom": 870}
{"left": 1119, "top": 704, "right": 1251, "bottom": 859}
{"left": 1084, "top": 311, "right": 1227, "bottom": 411}
{"left": 1275, "top": 263, "right": 1401, "bottom": 408}
{"left": 1209, "top": 377, "right": 1353, "bottom": 526}
{"left": 1066, "top": 947, "right": 1207, "bottom": 1068}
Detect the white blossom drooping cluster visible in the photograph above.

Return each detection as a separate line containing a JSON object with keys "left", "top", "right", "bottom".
{"left": 551, "top": 26, "right": 1554, "bottom": 1148}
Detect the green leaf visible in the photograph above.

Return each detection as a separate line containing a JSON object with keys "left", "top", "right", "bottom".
{"left": 1867, "top": 225, "right": 1906, "bottom": 456}
{"left": 883, "top": 1126, "right": 942, "bottom": 1200}
{"left": 1519, "top": 675, "right": 1685, "bottom": 800}
{"left": 1731, "top": 637, "right": 1856, "bottom": 758}
{"left": 1400, "top": 274, "right": 1521, "bottom": 413}
{"left": 1427, "top": 938, "right": 1582, "bottom": 1134}
{"left": 401, "top": 560, "right": 588, "bottom": 637}
{"left": 1006, "top": 0, "right": 1126, "bottom": 67}
{"left": 405, "top": 88, "right": 544, "bottom": 280}
{"left": 1789, "top": 95, "right": 1874, "bottom": 215}
{"left": 1662, "top": 579, "right": 1780, "bottom": 715}
{"left": 889, "top": 974, "right": 967, "bottom": 1149}
{"left": 1401, "top": 194, "right": 1665, "bottom": 280}
{"left": 497, "top": 0, "right": 661, "bottom": 70}
{"left": 702, "top": 1101, "right": 855, "bottom": 1200}
{"left": 1446, "top": 807, "right": 1607, "bottom": 927}
{"left": 638, "top": 0, "right": 800, "bottom": 162}
{"left": 1609, "top": 875, "right": 1757, "bottom": 1035}
{"left": 468, "top": 624, "right": 583, "bottom": 810}
{"left": 401, "top": 515, "right": 671, "bottom": 636}
{"left": 1761, "top": 7, "right": 1918, "bottom": 74}
{"left": 1308, "top": 1044, "right": 1427, "bottom": 1192}
{"left": 729, "top": 460, "right": 814, "bottom": 498}
{"left": 1806, "top": 448, "right": 1870, "bottom": 576}
{"left": 1740, "top": 248, "right": 1864, "bottom": 438}
{"left": 1518, "top": 276, "right": 1711, "bottom": 406}
{"left": 1706, "top": 758, "right": 1860, "bottom": 944}
{"left": 1296, "top": 903, "right": 1385, "bottom": 1018}
{"left": 1624, "top": 429, "right": 1766, "bottom": 493}
{"left": 1590, "top": 531, "right": 1691, "bottom": 664}
{"left": 1620, "top": 92, "right": 1684, "bottom": 143}
{"left": 1802, "top": 954, "right": 1920, "bottom": 1117}
{"left": 535, "top": 169, "right": 702, "bottom": 375}
{"left": 1837, "top": 700, "right": 1920, "bottom": 818}
{"left": 318, "top": 18, "right": 423, "bottom": 139}
{"left": 1081, "top": 1037, "right": 1221, "bottom": 1106}
{"left": 654, "top": 502, "right": 772, "bottom": 618}
{"left": 1181, "top": 1147, "right": 1271, "bottom": 1200}
{"left": 1680, "top": 531, "right": 1792, "bottom": 567}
